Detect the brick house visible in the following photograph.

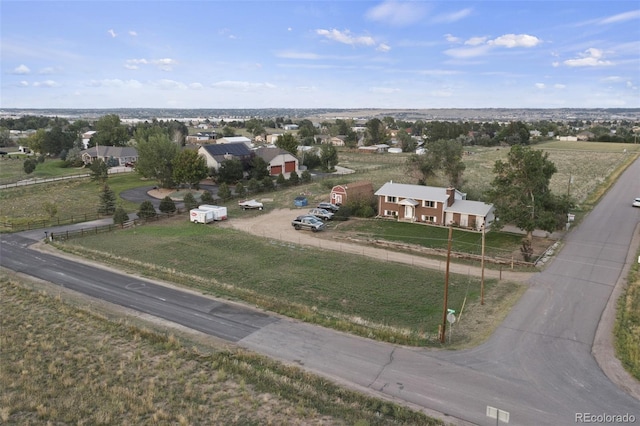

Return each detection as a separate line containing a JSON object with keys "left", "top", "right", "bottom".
{"left": 374, "top": 181, "right": 495, "bottom": 231}
{"left": 330, "top": 181, "right": 374, "bottom": 206}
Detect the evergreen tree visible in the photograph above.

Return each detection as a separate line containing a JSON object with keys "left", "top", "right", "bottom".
{"left": 98, "top": 184, "right": 116, "bottom": 215}
{"left": 159, "top": 196, "right": 176, "bottom": 213}
{"left": 248, "top": 178, "right": 261, "bottom": 193}
{"left": 276, "top": 173, "right": 287, "bottom": 186}
{"left": 235, "top": 182, "right": 246, "bottom": 199}
{"left": 113, "top": 206, "right": 129, "bottom": 225}
{"left": 289, "top": 171, "right": 300, "bottom": 185}
{"left": 183, "top": 192, "right": 198, "bottom": 210}
{"left": 218, "top": 182, "right": 232, "bottom": 200}
{"left": 90, "top": 159, "right": 109, "bottom": 184}
{"left": 137, "top": 200, "right": 157, "bottom": 219}
{"left": 261, "top": 176, "right": 274, "bottom": 191}
{"left": 301, "top": 170, "right": 312, "bottom": 183}
{"left": 200, "top": 190, "right": 214, "bottom": 204}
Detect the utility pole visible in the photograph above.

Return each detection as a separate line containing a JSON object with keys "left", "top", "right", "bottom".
{"left": 440, "top": 225, "right": 453, "bottom": 343}
{"left": 481, "top": 224, "right": 486, "bottom": 305}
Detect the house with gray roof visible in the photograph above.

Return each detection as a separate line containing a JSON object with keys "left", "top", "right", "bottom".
{"left": 253, "top": 147, "right": 299, "bottom": 178}
{"left": 81, "top": 146, "right": 138, "bottom": 167}
{"left": 198, "top": 142, "right": 254, "bottom": 171}
{"left": 374, "top": 181, "right": 495, "bottom": 231}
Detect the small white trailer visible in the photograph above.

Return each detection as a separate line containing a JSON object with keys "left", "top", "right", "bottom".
{"left": 198, "top": 204, "right": 228, "bottom": 221}
{"left": 189, "top": 208, "right": 214, "bottom": 224}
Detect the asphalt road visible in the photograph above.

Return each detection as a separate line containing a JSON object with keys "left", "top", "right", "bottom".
{"left": 2, "top": 159, "right": 640, "bottom": 425}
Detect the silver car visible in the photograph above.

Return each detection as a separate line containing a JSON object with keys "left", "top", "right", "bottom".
{"left": 308, "top": 208, "right": 334, "bottom": 220}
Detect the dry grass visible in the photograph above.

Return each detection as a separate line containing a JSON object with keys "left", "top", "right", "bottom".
{"left": 0, "top": 273, "right": 440, "bottom": 425}
{"left": 615, "top": 247, "right": 640, "bottom": 380}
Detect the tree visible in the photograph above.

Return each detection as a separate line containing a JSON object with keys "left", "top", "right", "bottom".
{"left": 430, "top": 139, "right": 466, "bottom": 188}
{"left": 250, "top": 156, "right": 270, "bottom": 180}
{"left": 183, "top": 192, "right": 198, "bottom": 210}
{"left": 137, "top": 200, "right": 157, "bottom": 219}
{"left": 98, "top": 184, "right": 116, "bottom": 215}
{"left": 301, "top": 170, "right": 312, "bottom": 183}
{"left": 276, "top": 173, "right": 287, "bottom": 186}
{"left": 487, "top": 145, "right": 561, "bottom": 241}
{"left": 275, "top": 133, "right": 298, "bottom": 155}
{"left": 135, "top": 131, "right": 178, "bottom": 188}
{"left": 90, "top": 159, "right": 109, "bottom": 184}
{"left": 23, "top": 158, "right": 37, "bottom": 174}
{"left": 496, "top": 121, "right": 530, "bottom": 145}
{"left": 396, "top": 129, "right": 416, "bottom": 152}
{"left": 159, "top": 196, "right": 176, "bottom": 214}
{"left": 113, "top": 205, "right": 129, "bottom": 225}
{"left": 248, "top": 178, "right": 261, "bottom": 193}
{"left": 261, "top": 176, "right": 274, "bottom": 191}
{"left": 217, "top": 158, "right": 244, "bottom": 184}
{"left": 172, "top": 149, "right": 207, "bottom": 189}
{"left": 234, "top": 182, "right": 246, "bottom": 199}
{"left": 364, "top": 118, "right": 389, "bottom": 146}
{"left": 92, "top": 114, "right": 130, "bottom": 147}
{"left": 288, "top": 171, "right": 300, "bottom": 185}
{"left": 319, "top": 144, "right": 338, "bottom": 171}
{"left": 200, "top": 190, "right": 214, "bottom": 204}
{"left": 217, "top": 182, "right": 232, "bottom": 200}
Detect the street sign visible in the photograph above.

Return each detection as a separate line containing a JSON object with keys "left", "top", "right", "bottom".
{"left": 486, "top": 406, "right": 510, "bottom": 424}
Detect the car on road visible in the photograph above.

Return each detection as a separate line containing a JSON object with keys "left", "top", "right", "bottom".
{"left": 238, "top": 199, "right": 264, "bottom": 210}
{"left": 308, "top": 208, "right": 334, "bottom": 220}
{"left": 633, "top": 197, "right": 640, "bottom": 207}
{"left": 317, "top": 202, "right": 339, "bottom": 212}
{"left": 292, "top": 215, "right": 326, "bottom": 232}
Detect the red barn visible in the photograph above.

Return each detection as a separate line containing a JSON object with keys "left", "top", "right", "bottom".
{"left": 330, "top": 181, "right": 374, "bottom": 206}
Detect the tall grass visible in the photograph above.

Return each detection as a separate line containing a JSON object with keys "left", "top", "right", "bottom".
{"left": 614, "top": 247, "right": 640, "bottom": 380}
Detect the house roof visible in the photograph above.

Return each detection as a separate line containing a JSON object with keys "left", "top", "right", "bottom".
{"left": 334, "top": 181, "right": 373, "bottom": 191}
{"left": 217, "top": 136, "right": 251, "bottom": 144}
{"left": 445, "top": 199, "right": 494, "bottom": 216}
{"left": 200, "top": 142, "right": 252, "bottom": 158}
{"left": 375, "top": 182, "right": 455, "bottom": 203}
{"left": 253, "top": 146, "right": 296, "bottom": 163}
{"left": 82, "top": 146, "right": 138, "bottom": 158}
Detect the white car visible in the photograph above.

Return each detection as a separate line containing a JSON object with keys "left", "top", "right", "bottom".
{"left": 633, "top": 198, "right": 640, "bottom": 207}
{"left": 238, "top": 199, "right": 264, "bottom": 210}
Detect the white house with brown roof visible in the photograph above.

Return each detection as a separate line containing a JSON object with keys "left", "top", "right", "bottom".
{"left": 374, "top": 182, "right": 495, "bottom": 231}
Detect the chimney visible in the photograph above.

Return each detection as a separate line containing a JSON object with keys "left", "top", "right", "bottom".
{"left": 446, "top": 187, "right": 455, "bottom": 207}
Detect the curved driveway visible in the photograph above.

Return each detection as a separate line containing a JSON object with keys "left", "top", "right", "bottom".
{"left": 1, "top": 160, "right": 639, "bottom": 425}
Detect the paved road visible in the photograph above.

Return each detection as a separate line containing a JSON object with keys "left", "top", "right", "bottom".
{"left": 1, "top": 159, "right": 639, "bottom": 425}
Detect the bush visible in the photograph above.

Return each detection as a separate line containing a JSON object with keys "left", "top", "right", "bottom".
{"left": 183, "top": 192, "right": 198, "bottom": 210}
{"left": 235, "top": 182, "right": 246, "bottom": 199}
{"left": 333, "top": 204, "right": 351, "bottom": 221}
{"left": 23, "top": 158, "right": 37, "bottom": 174}
{"left": 137, "top": 200, "right": 157, "bottom": 219}
{"left": 200, "top": 190, "right": 214, "bottom": 204}
{"left": 159, "top": 196, "right": 176, "bottom": 214}
{"left": 261, "top": 176, "right": 274, "bottom": 191}
{"left": 276, "top": 173, "right": 287, "bottom": 187}
{"left": 113, "top": 206, "right": 129, "bottom": 225}
{"left": 289, "top": 171, "right": 300, "bottom": 185}
{"left": 218, "top": 182, "right": 232, "bottom": 201}
{"left": 301, "top": 170, "right": 312, "bottom": 183}
{"left": 346, "top": 197, "right": 376, "bottom": 218}
{"left": 248, "top": 178, "right": 261, "bottom": 193}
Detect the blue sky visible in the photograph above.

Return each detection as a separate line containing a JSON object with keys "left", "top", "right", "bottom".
{"left": 2, "top": 1, "right": 639, "bottom": 109}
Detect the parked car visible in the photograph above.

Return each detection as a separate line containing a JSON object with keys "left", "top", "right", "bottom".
{"left": 317, "top": 202, "right": 339, "bottom": 212}
{"left": 238, "top": 199, "right": 264, "bottom": 210}
{"left": 292, "top": 215, "right": 326, "bottom": 232}
{"left": 633, "top": 198, "right": 640, "bottom": 207}
{"left": 308, "top": 208, "right": 334, "bottom": 220}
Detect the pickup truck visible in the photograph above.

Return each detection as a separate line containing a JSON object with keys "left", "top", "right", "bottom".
{"left": 292, "top": 215, "right": 326, "bottom": 232}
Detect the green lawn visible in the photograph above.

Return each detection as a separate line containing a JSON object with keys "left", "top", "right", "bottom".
{"left": 60, "top": 218, "right": 512, "bottom": 346}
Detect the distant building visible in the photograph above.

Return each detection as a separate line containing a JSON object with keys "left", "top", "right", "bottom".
{"left": 198, "top": 142, "right": 253, "bottom": 171}
{"left": 217, "top": 136, "right": 252, "bottom": 148}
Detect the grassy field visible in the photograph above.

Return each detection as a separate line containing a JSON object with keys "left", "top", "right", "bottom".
{"left": 57, "top": 216, "right": 521, "bottom": 347}
{"left": 0, "top": 274, "right": 440, "bottom": 425}
{"left": 615, "top": 245, "right": 640, "bottom": 381}
{"left": 0, "top": 158, "right": 88, "bottom": 183}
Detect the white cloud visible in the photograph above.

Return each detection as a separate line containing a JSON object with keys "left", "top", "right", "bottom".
{"left": 153, "top": 79, "right": 187, "bottom": 90}
{"left": 107, "top": 29, "right": 117, "bottom": 38}
{"left": 124, "top": 58, "right": 176, "bottom": 71}
{"left": 444, "top": 34, "right": 461, "bottom": 43}
{"left": 277, "top": 51, "right": 323, "bottom": 60}
{"left": 488, "top": 34, "right": 541, "bottom": 48}
{"left": 316, "top": 29, "right": 376, "bottom": 47}
{"left": 465, "top": 37, "right": 488, "bottom": 46}
{"left": 564, "top": 48, "right": 612, "bottom": 67}
{"left": 535, "top": 83, "right": 546, "bottom": 89}
{"left": 189, "top": 83, "right": 204, "bottom": 90}
{"left": 19, "top": 81, "right": 29, "bottom": 87}
{"left": 370, "top": 87, "right": 400, "bottom": 94}
{"left": 33, "top": 80, "right": 60, "bottom": 88}
{"left": 154, "top": 58, "right": 177, "bottom": 71}
{"left": 129, "top": 30, "right": 138, "bottom": 36}
{"left": 377, "top": 43, "right": 391, "bottom": 52}
{"left": 554, "top": 84, "right": 566, "bottom": 89}
{"left": 365, "top": 1, "right": 427, "bottom": 26}
{"left": 444, "top": 44, "right": 492, "bottom": 58}
{"left": 87, "top": 79, "right": 142, "bottom": 89}
{"left": 433, "top": 8, "right": 472, "bottom": 24}
{"left": 598, "top": 10, "right": 640, "bottom": 25}
{"left": 211, "top": 81, "right": 276, "bottom": 91}
{"left": 12, "top": 64, "right": 30, "bottom": 74}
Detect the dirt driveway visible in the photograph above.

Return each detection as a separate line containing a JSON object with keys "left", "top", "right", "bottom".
{"left": 221, "top": 208, "right": 535, "bottom": 283}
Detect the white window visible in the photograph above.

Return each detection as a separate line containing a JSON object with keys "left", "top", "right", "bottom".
{"left": 384, "top": 210, "right": 398, "bottom": 217}
{"left": 422, "top": 200, "right": 435, "bottom": 208}
{"left": 421, "top": 215, "right": 436, "bottom": 223}
{"left": 386, "top": 196, "right": 397, "bottom": 203}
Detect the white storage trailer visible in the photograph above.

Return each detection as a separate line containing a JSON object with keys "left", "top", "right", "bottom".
{"left": 198, "top": 204, "right": 228, "bottom": 221}
{"left": 189, "top": 208, "right": 215, "bottom": 224}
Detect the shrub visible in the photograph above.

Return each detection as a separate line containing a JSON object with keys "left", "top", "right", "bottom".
{"left": 23, "top": 158, "right": 37, "bottom": 174}
{"left": 113, "top": 206, "right": 129, "bottom": 225}
{"left": 159, "top": 196, "right": 176, "bottom": 214}
{"left": 288, "top": 171, "right": 300, "bottom": 185}
{"left": 276, "top": 173, "right": 287, "bottom": 187}
{"left": 261, "top": 176, "right": 274, "bottom": 191}
{"left": 218, "top": 182, "right": 232, "bottom": 201}
{"left": 301, "top": 170, "right": 312, "bottom": 183}
{"left": 346, "top": 197, "right": 376, "bottom": 218}
{"left": 248, "top": 178, "right": 261, "bottom": 193}
{"left": 137, "top": 200, "right": 157, "bottom": 219}
{"left": 235, "top": 182, "right": 246, "bottom": 199}
{"left": 200, "top": 190, "right": 214, "bottom": 204}
{"left": 183, "top": 192, "right": 198, "bottom": 210}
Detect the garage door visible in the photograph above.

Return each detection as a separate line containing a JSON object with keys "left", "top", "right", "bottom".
{"left": 271, "top": 165, "right": 282, "bottom": 175}
{"left": 284, "top": 161, "right": 296, "bottom": 172}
